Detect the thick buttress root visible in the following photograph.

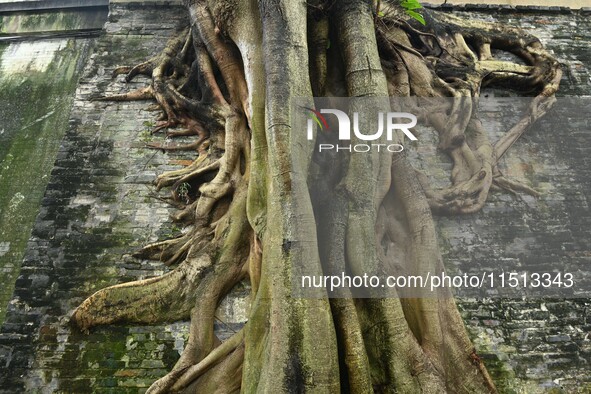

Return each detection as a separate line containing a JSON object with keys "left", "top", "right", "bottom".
{"left": 72, "top": 0, "right": 560, "bottom": 392}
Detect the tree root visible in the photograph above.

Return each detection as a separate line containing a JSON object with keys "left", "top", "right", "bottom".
{"left": 72, "top": 0, "right": 561, "bottom": 391}
{"left": 133, "top": 231, "right": 197, "bottom": 266}
{"left": 374, "top": 5, "right": 561, "bottom": 216}
{"left": 155, "top": 157, "right": 221, "bottom": 204}
{"left": 95, "top": 86, "right": 154, "bottom": 102}
{"left": 71, "top": 255, "right": 211, "bottom": 331}
{"left": 171, "top": 329, "right": 244, "bottom": 392}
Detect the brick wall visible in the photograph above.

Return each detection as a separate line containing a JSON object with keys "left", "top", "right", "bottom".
{"left": 0, "top": 3, "right": 589, "bottom": 393}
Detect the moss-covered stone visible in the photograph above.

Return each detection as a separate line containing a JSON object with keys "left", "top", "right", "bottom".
{"left": 0, "top": 37, "right": 92, "bottom": 325}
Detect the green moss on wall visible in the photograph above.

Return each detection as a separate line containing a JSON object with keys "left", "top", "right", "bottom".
{"left": 0, "top": 38, "right": 92, "bottom": 324}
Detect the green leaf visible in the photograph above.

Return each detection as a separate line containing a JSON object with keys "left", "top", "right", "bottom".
{"left": 378, "top": 11, "right": 385, "bottom": 17}
{"left": 401, "top": 0, "right": 423, "bottom": 10}
{"left": 406, "top": 9, "right": 426, "bottom": 25}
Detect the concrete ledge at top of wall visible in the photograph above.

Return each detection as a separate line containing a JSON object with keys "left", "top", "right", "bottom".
{"left": 110, "top": 1, "right": 588, "bottom": 15}
{"left": 92, "top": 1, "right": 591, "bottom": 17}
{"left": 109, "top": 0, "right": 182, "bottom": 3}
{"left": 0, "top": 0, "right": 109, "bottom": 13}
{"left": 109, "top": 0, "right": 585, "bottom": 10}
{"left": 422, "top": 3, "right": 583, "bottom": 14}
{"left": 0, "top": 0, "right": 587, "bottom": 15}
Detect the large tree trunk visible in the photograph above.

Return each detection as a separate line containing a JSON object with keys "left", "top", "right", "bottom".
{"left": 72, "top": 0, "right": 561, "bottom": 392}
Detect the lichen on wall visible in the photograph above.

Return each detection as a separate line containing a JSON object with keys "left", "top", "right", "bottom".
{"left": 0, "top": 37, "right": 92, "bottom": 324}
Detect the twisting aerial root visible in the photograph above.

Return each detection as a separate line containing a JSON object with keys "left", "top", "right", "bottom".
{"left": 72, "top": 0, "right": 560, "bottom": 392}
{"left": 376, "top": 4, "right": 561, "bottom": 215}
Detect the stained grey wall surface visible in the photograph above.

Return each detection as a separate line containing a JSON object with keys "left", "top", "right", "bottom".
{"left": 0, "top": 0, "right": 107, "bottom": 331}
